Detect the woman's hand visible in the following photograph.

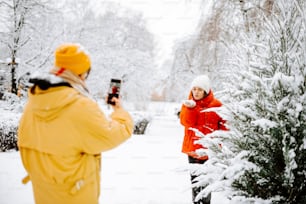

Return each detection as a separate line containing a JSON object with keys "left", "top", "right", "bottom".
{"left": 183, "top": 100, "right": 196, "bottom": 108}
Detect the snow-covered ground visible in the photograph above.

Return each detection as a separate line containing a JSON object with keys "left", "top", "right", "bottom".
{"left": 0, "top": 102, "right": 229, "bottom": 204}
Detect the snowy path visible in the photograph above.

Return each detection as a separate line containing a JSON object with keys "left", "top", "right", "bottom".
{"left": 100, "top": 115, "right": 192, "bottom": 204}
{"left": 0, "top": 113, "right": 226, "bottom": 204}
{"left": 0, "top": 151, "right": 34, "bottom": 204}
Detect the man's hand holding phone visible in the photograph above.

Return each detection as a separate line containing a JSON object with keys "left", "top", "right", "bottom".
{"left": 106, "top": 95, "right": 122, "bottom": 109}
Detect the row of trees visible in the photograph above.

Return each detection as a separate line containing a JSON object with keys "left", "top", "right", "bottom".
{"left": 0, "top": 0, "right": 156, "bottom": 110}
{"left": 176, "top": 0, "right": 305, "bottom": 203}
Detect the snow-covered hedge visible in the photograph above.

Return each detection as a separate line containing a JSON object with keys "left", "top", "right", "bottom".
{"left": 131, "top": 112, "right": 152, "bottom": 135}
{"left": 0, "top": 123, "right": 18, "bottom": 152}
{"left": 0, "top": 94, "right": 22, "bottom": 152}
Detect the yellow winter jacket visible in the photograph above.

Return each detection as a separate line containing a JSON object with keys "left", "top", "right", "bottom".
{"left": 18, "top": 85, "right": 133, "bottom": 204}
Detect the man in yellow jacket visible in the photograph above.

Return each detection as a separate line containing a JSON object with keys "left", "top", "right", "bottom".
{"left": 17, "top": 43, "right": 134, "bottom": 204}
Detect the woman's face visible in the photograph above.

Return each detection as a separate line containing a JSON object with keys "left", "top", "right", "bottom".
{"left": 192, "top": 87, "right": 205, "bottom": 100}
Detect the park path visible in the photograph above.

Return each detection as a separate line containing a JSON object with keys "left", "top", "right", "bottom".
{"left": 99, "top": 114, "right": 193, "bottom": 204}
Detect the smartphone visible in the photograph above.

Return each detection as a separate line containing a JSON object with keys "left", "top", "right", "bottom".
{"left": 107, "top": 78, "right": 121, "bottom": 105}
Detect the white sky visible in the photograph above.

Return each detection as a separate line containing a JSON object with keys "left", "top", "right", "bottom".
{"left": 101, "top": 0, "right": 204, "bottom": 63}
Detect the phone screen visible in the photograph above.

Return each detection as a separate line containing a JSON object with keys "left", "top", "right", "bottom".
{"left": 107, "top": 78, "right": 121, "bottom": 105}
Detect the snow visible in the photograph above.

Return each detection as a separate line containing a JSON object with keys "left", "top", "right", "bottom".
{"left": 0, "top": 0, "right": 304, "bottom": 202}
{"left": 0, "top": 101, "right": 231, "bottom": 204}
{"left": 251, "top": 119, "right": 277, "bottom": 130}
{"left": 99, "top": 114, "right": 191, "bottom": 204}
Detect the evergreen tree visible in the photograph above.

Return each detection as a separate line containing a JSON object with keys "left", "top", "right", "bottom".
{"left": 191, "top": 0, "right": 305, "bottom": 203}
{"left": 225, "top": 0, "right": 306, "bottom": 203}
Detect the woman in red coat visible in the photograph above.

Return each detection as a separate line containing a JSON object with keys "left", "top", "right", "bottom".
{"left": 180, "top": 75, "right": 227, "bottom": 204}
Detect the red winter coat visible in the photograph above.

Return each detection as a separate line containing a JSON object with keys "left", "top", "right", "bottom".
{"left": 180, "top": 91, "right": 227, "bottom": 160}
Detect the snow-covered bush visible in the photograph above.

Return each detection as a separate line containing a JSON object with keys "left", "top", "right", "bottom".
{"left": 192, "top": 0, "right": 306, "bottom": 203}
{"left": 227, "top": 1, "right": 306, "bottom": 203}
{"left": 131, "top": 112, "right": 152, "bottom": 135}
{"left": 1, "top": 92, "right": 24, "bottom": 112}
{"left": 0, "top": 107, "right": 21, "bottom": 152}
{"left": 0, "top": 94, "right": 23, "bottom": 152}
{"left": 0, "top": 124, "right": 18, "bottom": 152}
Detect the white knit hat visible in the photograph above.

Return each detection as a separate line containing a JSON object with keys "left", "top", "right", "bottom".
{"left": 191, "top": 75, "right": 211, "bottom": 93}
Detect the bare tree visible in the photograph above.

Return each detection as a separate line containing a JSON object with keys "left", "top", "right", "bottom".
{"left": 0, "top": 0, "right": 57, "bottom": 95}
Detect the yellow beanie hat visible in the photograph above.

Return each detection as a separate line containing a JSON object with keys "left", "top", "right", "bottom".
{"left": 54, "top": 43, "right": 91, "bottom": 75}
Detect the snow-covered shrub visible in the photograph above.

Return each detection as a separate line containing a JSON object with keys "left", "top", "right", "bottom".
{"left": 0, "top": 124, "right": 18, "bottom": 152}
{"left": 131, "top": 112, "right": 152, "bottom": 135}
{"left": 206, "top": 0, "right": 305, "bottom": 203}
{"left": 228, "top": 1, "right": 306, "bottom": 203}
{"left": 191, "top": 0, "right": 306, "bottom": 203}
{"left": 1, "top": 92, "right": 24, "bottom": 112}
{"left": 189, "top": 124, "right": 276, "bottom": 204}
{"left": 133, "top": 118, "right": 150, "bottom": 135}
{"left": 0, "top": 109, "right": 20, "bottom": 152}
{"left": 0, "top": 96, "right": 22, "bottom": 152}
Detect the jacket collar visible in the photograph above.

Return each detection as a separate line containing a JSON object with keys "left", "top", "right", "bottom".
{"left": 189, "top": 90, "right": 214, "bottom": 108}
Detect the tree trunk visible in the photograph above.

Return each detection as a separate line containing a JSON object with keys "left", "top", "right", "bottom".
{"left": 9, "top": 60, "right": 18, "bottom": 95}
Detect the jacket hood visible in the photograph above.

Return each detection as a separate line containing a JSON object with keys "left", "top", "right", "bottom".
{"left": 28, "top": 86, "right": 80, "bottom": 121}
